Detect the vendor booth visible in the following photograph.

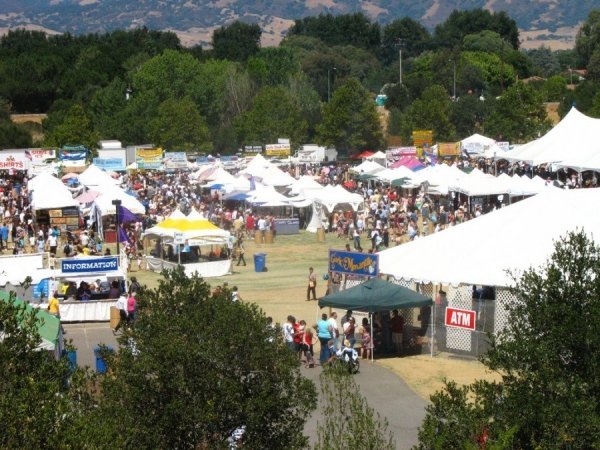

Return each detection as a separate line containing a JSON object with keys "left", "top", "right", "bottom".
{"left": 143, "top": 212, "right": 232, "bottom": 278}
{"left": 28, "top": 172, "right": 80, "bottom": 231}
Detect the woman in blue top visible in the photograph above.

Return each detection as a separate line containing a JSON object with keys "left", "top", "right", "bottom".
{"left": 317, "top": 313, "right": 333, "bottom": 365}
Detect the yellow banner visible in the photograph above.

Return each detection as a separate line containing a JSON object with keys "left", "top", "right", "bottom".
{"left": 438, "top": 142, "right": 460, "bottom": 156}
{"left": 412, "top": 130, "right": 433, "bottom": 148}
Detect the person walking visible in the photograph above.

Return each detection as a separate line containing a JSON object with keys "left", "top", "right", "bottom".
{"left": 113, "top": 293, "right": 129, "bottom": 334}
{"left": 306, "top": 267, "right": 317, "bottom": 301}
{"left": 316, "top": 313, "right": 333, "bottom": 365}
{"left": 236, "top": 238, "right": 246, "bottom": 266}
{"left": 127, "top": 291, "right": 137, "bottom": 327}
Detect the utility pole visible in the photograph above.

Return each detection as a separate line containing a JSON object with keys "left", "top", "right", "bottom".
{"left": 395, "top": 39, "right": 405, "bottom": 85}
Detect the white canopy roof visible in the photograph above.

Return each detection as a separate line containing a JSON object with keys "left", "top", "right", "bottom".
{"left": 246, "top": 185, "right": 292, "bottom": 207}
{"left": 93, "top": 186, "right": 145, "bottom": 216}
{"left": 352, "top": 160, "right": 386, "bottom": 174}
{"left": 378, "top": 188, "right": 600, "bottom": 287}
{"left": 309, "top": 185, "right": 364, "bottom": 212}
{"left": 374, "top": 166, "right": 417, "bottom": 183}
{"left": 289, "top": 175, "right": 323, "bottom": 195}
{"left": 555, "top": 150, "right": 600, "bottom": 172}
{"left": 461, "top": 133, "right": 495, "bottom": 147}
{"left": 449, "top": 169, "right": 512, "bottom": 196}
{"left": 78, "top": 164, "right": 120, "bottom": 188}
{"left": 504, "top": 108, "right": 600, "bottom": 166}
{"left": 28, "top": 172, "right": 79, "bottom": 210}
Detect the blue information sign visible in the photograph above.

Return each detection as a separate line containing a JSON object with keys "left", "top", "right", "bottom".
{"left": 328, "top": 250, "right": 379, "bottom": 277}
{"left": 93, "top": 158, "right": 125, "bottom": 171}
{"left": 61, "top": 257, "right": 119, "bottom": 274}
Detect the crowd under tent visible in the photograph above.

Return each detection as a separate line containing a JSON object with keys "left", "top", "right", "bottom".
{"left": 555, "top": 149, "right": 600, "bottom": 173}
{"left": 376, "top": 188, "right": 600, "bottom": 357}
{"left": 143, "top": 212, "right": 232, "bottom": 278}
{"left": 504, "top": 107, "right": 600, "bottom": 166}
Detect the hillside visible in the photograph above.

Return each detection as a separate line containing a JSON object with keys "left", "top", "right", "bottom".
{"left": 0, "top": 0, "right": 594, "bottom": 48}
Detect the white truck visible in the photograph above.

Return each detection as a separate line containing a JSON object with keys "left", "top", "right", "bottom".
{"left": 297, "top": 144, "right": 337, "bottom": 163}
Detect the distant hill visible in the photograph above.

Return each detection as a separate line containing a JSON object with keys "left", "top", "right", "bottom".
{"left": 0, "top": 0, "right": 595, "bottom": 49}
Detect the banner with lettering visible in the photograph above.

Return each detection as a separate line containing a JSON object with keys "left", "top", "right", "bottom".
{"left": 163, "top": 152, "right": 188, "bottom": 169}
{"left": 136, "top": 148, "right": 163, "bottom": 170}
{"left": 265, "top": 143, "right": 291, "bottom": 157}
{"left": 61, "top": 257, "right": 119, "bottom": 273}
{"left": 329, "top": 250, "right": 379, "bottom": 277}
{"left": 0, "top": 150, "right": 29, "bottom": 171}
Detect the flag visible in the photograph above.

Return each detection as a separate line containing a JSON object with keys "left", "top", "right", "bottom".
{"left": 24, "top": 150, "right": 32, "bottom": 161}
{"left": 249, "top": 175, "right": 256, "bottom": 191}
{"left": 118, "top": 226, "right": 129, "bottom": 243}
{"left": 117, "top": 204, "right": 138, "bottom": 224}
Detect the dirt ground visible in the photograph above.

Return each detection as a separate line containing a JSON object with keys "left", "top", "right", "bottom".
{"left": 132, "top": 230, "right": 499, "bottom": 401}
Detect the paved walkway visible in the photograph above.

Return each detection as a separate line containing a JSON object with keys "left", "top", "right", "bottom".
{"left": 64, "top": 323, "right": 427, "bottom": 449}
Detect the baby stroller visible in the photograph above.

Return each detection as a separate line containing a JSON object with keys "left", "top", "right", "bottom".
{"left": 336, "top": 341, "right": 360, "bottom": 374}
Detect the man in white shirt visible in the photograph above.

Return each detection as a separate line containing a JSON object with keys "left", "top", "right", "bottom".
{"left": 328, "top": 312, "right": 340, "bottom": 351}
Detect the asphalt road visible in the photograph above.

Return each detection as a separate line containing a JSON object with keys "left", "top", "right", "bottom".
{"left": 64, "top": 322, "right": 427, "bottom": 449}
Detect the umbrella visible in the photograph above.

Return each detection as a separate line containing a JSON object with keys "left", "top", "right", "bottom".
{"left": 76, "top": 190, "right": 100, "bottom": 204}
{"left": 61, "top": 172, "right": 79, "bottom": 181}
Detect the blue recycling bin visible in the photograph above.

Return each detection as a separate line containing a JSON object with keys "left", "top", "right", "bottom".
{"left": 94, "top": 346, "right": 113, "bottom": 374}
{"left": 66, "top": 350, "right": 77, "bottom": 372}
{"left": 253, "top": 253, "right": 266, "bottom": 272}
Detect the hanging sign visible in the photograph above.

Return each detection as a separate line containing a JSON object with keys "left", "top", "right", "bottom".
{"left": 328, "top": 250, "right": 378, "bottom": 277}
{"left": 61, "top": 257, "right": 119, "bottom": 273}
{"left": 445, "top": 307, "right": 476, "bottom": 330}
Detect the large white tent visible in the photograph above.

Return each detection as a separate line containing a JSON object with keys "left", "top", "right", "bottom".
{"left": 78, "top": 164, "right": 120, "bottom": 189}
{"left": 28, "top": 172, "right": 79, "bottom": 210}
{"left": 460, "top": 133, "right": 495, "bottom": 155}
{"left": 92, "top": 186, "right": 145, "bottom": 216}
{"left": 504, "top": 108, "right": 600, "bottom": 166}
{"left": 555, "top": 150, "right": 600, "bottom": 172}
{"left": 352, "top": 160, "right": 385, "bottom": 175}
{"left": 378, "top": 188, "right": 600, "bottom": 287}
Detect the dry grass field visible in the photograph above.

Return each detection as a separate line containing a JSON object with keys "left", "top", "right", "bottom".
{"left": 132, "top": 230, "right": 500, "bottom": 401}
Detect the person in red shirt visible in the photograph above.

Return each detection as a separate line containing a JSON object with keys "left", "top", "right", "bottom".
{"left": 245, "top": 214, "right": 254, "bottom": 238}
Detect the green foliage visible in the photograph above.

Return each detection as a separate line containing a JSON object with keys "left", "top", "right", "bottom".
{"left": 451, "top": 94, "right": 494, "bottom": 138}
{"left": 527, "top": 46, "right": 561, "bottom": 77}
{"left": 315, "top": 364, "right": 395, "bottom": 450}
{"left": 434, "top": 9, "right": 520, "bottom": 50}
{"left": 148, "top": 97, "right": 211, "bottom": 152}
{"left": 402, "top": 85, "right": 456, "bottom": 142}
{"left": 381, "top": 18, "right": 431, "bottom": 63}
{"left": 0, "top": 293, "right": 91, "bottom": 449}
{"left": 542, "top": 75, "right": 568, "bottom": 102}
{"left": 462, "top": 51, "right": 516, "bottom": 91}
{"left": 288, "top": 13, "right": 381, "bottom": 52}
{"left": 212, "top": 21, "right": 261, "bottom": 62}
{"left": 575, "top": 9, "right": 600, "bottom": 68}
{"left": 43, "top": 103, "right": 99, "bottom": 149}
{"left": 247, "top": 46, "right": 301, "bottom": 86}
{"left": 484, "top": 82, "right": 551, "bottom": 142}
{"left": 317, "top": 78, "right": 384, "bottom": 155}
{"left": 463, "top": 30, "right": 507, "bottom": 55}
{"left": 235, "top": 86, "right": 309, "bottom": 147}
{"left": 91, "top": 267, "right": 316, "bottom": 449}
{"left": 417, "top": 231, "right": 600, "bottom": 449}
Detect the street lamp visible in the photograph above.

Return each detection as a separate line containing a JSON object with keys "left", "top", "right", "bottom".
{"left": 112, "top": 199, "right": 122, "bottom": 261}
{"left": 327, "top": 67, "right": 336, "bottom": 102}
{"left": 450, "top": 59, "right": 456, "bottom": 101}
{"left": 395, "top": 39, "right": 405, "bottom": 85}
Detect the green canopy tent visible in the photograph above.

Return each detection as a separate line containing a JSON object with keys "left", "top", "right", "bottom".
{"left": 0, "top": 290, "right": 63, "bottom": 359}
{"left": 319, "top": 277, "right": 433, "bottom": 358}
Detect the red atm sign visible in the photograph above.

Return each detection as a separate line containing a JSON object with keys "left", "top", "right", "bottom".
{"left": 445, "top": 307, "right": 476, "bottom": 330}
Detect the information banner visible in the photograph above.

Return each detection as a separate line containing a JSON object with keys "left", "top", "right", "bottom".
{"left": 93, "top": 157, "right": 125, "bottom": 171}
{"left": 136, "top": 148, "right": 163, "bottom": 170}
{"left": 328, "top": 250, "right": 379, "bottom": 277}
{"left": 61, "top": 257, "right": 119, "bottom": 274}
{"left": 412, "top": 130, "right": 433, "bottom": 148}
{"left": 163, "top": 152, "right": 188, "bottom": 169}
{"left": 265, "top": 143, "right": 291, "bottom": 157}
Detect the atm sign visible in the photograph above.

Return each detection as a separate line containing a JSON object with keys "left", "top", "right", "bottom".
{"left": 445, "top": 307, "right": 476, "bottom": 330}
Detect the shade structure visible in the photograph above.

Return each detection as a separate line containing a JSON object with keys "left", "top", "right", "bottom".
{"left": 78, "top": 164, "right": 120, "bottom": 189}
{"left": 378, "top": 187, "right": 600, "bottom": 288}
{"left": 28, "top": 172, "right": 79, "bottom": 210}
{"left": 319, "top": 277, "right": 432, "bottom": 313}
{"left": 144, "top": 216, "right": 230, "bottom": 245}
{"left": 92, "top": 186, "right": 145, "bottom": 216}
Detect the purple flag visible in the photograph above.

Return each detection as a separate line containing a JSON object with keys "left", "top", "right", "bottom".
{"left": 118, "top": 226, "right": 129, "bottom": 243}
{"left": 118, "top": 204, "right": 138, "bottom": 224}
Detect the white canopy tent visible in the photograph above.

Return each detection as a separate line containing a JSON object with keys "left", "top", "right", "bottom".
{"left": 374, "top": 166, "right": 417, "bottom": 184}
{"left": 352, "top": 160, "right": 386, "bottom": 175}
{"left": 28, "top": 172, "right": 79, "bottom": 210}
{"left": 504, "top": 108, "right": 600, "bottom": 166}
{"left": 460, "top": 133, "right": 496, "bottom": 155}
{"left": 92, "top": 186, "right": 145, "bottom": 216}
{"left": 78, "top": 164, "right": 120, "bottom": 189}
{"left": 378, "top": 188, "right": 600, "bottom": 287}
{"left": 289, "top": 175, "right": 324, "bottom": 196}
{"left": 555, "top": 151, "right": 600, "bottom": 173}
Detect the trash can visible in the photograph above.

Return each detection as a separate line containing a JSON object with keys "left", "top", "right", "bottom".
{"left": 253, "top": 253, "right": 266, "bottom": 272}
{"left": 65, "top": 350, "right": 77, "bottom": 372}
{"left": 94, "top": 346, "right": 113, "bottom": 374}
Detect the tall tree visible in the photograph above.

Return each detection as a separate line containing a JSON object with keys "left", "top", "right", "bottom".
{"left": 402, "top": 84, "right": 456, "bottom": 142}
{"left": 484, "top": 82, "right": 551, "bottom": 142}
{"left": 43, "top": 103, "right": 99, "bottom": 149}
{"left": 87, "top": 268, "right": 316, "bottom": 449}
{"left": 417, "top": 231, "right": 600, "bottom": 449}
{"left": 317, "top": 78, "right": 385, "bottom": 155}
{"left": 148, "top": 97, "right": 211, "bottom": 152}
{"left": 575, "top": 9, "right": 600, "bottom": 69}
{"left": 212, "top": 21, "right": 261, "bottom": 62}
{"left": 381, "top": 18, "right": 431, "bottom": 64}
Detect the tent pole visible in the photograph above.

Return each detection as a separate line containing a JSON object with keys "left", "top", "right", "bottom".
{"left": 431, "top": 297, "right": 435, "bottom": 358}
{"left": 370, "top": 312, "right": 374, "bottom": 363}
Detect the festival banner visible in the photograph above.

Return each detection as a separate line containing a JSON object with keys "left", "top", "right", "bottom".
{"left": 496, "top": 141, "right": 510, "bottom": 152}
{"left": 93, "top": 157, "right": 125, "bottom": 171}
{"left": 26, "top": 148, "right": 55, "bottom": 163}
{"left": 328, "top": 250, "right": 379, "bottom": 277}
{"left": 0, "top": 151, "right": 29, "bottom": 170}
{"left": 265, "top": 143, "right": 291, "bottom": 157}
{"left": 243, "top": 145, "right": 263, "bottom": 155}
{"left": 61, "top": 257, "right": 119, "bottom": 274}
{"left": 438, "top": 142, "right": 461, "bottom": 157}
{"left": 412, "top": 130, "right": 433, "bottom": 148}
{"left": 163, "top": 152, "right": 188, "bottom": 169}
{"left": 135, "top": 147, "right": 163, "bottom": 170}
{"left": 60, "top": 145, "right": 88, "bottom": 166}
